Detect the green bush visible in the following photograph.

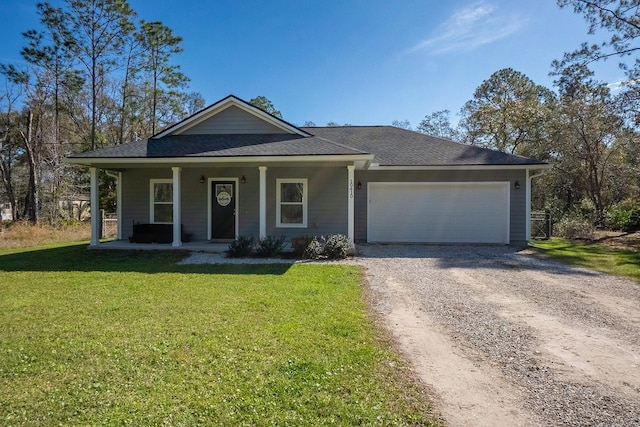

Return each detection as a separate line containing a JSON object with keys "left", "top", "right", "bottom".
{"left": 303, "top": 237, "right": 325, "bottom": 260}
{"left": 254, "top": 235, "right": 286, "bottom": 258}
{"left": 554, "top": 217, "right": 595, "bottom": 240}
{"left": 606, "top": 199, "right": 640, "bottom": 231}
{"left": 573, "top": 199, "right": 597, "bottom": 223}
{"left": 227, "top": 235, "right": 255, "bottom": 258}
{"left": 303, "top": 234, "right": 353, "bottom": 260}
{"left": 324, "top": 234, "right": 353, "bottom": 259}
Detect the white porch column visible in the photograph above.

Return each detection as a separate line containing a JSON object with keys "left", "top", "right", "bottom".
{"left": 259, "top": 166, "right": 267, "bottom": 239}
{"left": 116, "top": 171, "right": 123, "bottom": 240}
{"left": 347, "top": 165, "right": 355, "bottom": 243}
{"left": 172, "top": 166, "right": 182, "bottom": 247}
{"left": 89, "top": 167, "right": 100, "bottom": 246}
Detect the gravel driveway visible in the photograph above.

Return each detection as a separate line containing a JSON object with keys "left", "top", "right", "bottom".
{"left": 358, "top": 244, "right": 640, "bottom": 426}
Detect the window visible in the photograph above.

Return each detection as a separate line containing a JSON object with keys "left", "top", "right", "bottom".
{"left": 276, "top": 178, "right": 307, "bottom": 228}
{"left": 150, "top": 179, "right": 173, "bottom": 223}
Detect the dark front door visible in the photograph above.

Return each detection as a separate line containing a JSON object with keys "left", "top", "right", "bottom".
{"left": 211, "top": 181, "right": 235, "bottom": 239}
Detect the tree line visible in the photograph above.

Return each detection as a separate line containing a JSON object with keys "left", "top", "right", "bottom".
{"left": 393, "top": 1, "right": 640, "bottom": 234}
{"left": 0, "top": 0, "right": 204, "bottom": 224}
{"left": 1, "top": 0, "right": 638, "bottom": 236}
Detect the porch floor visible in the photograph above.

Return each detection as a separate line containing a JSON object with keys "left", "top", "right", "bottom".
{"left": 92, "top": 240, "right": 230, "bottom": 253}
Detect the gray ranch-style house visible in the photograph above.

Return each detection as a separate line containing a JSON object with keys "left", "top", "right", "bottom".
{"left": 66, "top": 95, "right": 549, "bottom": 248}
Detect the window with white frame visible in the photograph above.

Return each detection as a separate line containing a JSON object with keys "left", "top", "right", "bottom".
{"left": 150, "top": 179, "right": 173, "bottom": 223}
{"left": 276, "top": 178, "right": 307, "bottom": 228}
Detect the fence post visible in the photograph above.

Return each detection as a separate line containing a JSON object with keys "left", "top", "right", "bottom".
{"left": 100, "top": 209, "right": 105, "bottom": 239}
{"left": 545, "top": 209, "right": 552, "bottom": 238}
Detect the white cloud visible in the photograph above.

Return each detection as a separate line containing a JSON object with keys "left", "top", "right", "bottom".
{"left": 607, "top": 79, "right": 635, "bottom": 92}
{"left": 407, "top": 2, "right": 524, "bottom": 55}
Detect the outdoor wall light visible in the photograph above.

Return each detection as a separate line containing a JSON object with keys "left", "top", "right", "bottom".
{"left": 357, "top": 181, "right": 362, "bottom": 190}
{"left": 241, "top": 175, "right": 246, "bottom": 184}
{"left": 200, "top": 175, "right": 205, "bottom": 184}
{"left": 514, "top": 180, "right": 520, "bottom": 190}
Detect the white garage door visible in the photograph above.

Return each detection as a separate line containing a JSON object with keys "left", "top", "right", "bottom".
{"left": 368, "top": 182, "right": 510, "bottom": 244}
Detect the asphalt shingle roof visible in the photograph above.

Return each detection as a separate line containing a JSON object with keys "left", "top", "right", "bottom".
{"left": 68, "top": 126, "right": 545, "bottom": 166}
{"left": 69, "top": 134, "right": 368, "bottom": 158}
{"left": 301, "top": 126, "right": 544, "bottom": 166}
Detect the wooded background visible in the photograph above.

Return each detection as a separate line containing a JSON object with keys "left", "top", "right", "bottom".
{"left": 1, "top": 0, "right": 638, "bottom": 236}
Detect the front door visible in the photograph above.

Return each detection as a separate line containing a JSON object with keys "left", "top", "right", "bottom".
{"left": 211, "top": 181, "right": 235, "bottom": 239}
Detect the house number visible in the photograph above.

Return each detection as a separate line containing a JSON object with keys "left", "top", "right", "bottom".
{"left": 349, "top": 179, "right": 354, "bottom": 199}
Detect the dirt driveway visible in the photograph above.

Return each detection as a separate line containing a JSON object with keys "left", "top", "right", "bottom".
{"left": 358, "top": 245, "right": 640, "bottom": 426}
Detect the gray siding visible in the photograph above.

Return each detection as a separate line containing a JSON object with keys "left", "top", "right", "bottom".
{"left": 354, "top": 169, "right": 527, "bottom": 245}
{"left": 264, "top": 166, "right": 348, "bottom": 241}
{"left": 120, "top": 165, "right": 349, "bottom": 242}
{"left": 181, "top": 106, "right": 287, "bottom": 135}
{"left": 121, "top": 168, "right": 171, "bottom": 239}
{"left": 121, "top": 166, "right": 527, "bottom": 245}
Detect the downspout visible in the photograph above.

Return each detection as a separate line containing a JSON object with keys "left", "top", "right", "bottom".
{"left": 526, "top": 169, "right": 546, "bottom": 242}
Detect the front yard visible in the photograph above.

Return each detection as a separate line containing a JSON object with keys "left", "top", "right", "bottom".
{"left": 0, "top": 243, "right": 437, "bottom": 426}
{"left": 530, "top": 234, "right": 640, "bottom": 282}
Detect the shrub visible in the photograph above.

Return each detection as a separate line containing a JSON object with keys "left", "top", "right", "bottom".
{"left": 227, "top": 235, "right": 255, "bottom": 258}
{"left": 553, "top": 217, "right": 595, "bottom": 240}
{"left": 255, "top": 235, "right": 286, "bottom": 258}
{"left": 323, "top": 234, "right": 353, "bottom": 259}
{"left": 303, "top": 237, "right": 325, "bottom": 260}
{"left": 606, "top": 199, "right": 640, "bottom": 231}
{"left": 572, "top": 199, "right": 597, "bottom": 223}
{"left": 303, "top": 234, "right": 353, "bottom": 260}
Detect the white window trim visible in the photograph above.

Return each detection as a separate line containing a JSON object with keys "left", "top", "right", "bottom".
{"left": 150, "top": 179, "right": 173, "bottom": 224}
{"left": 276, "top": 178, "right": 308, "bottom": 228}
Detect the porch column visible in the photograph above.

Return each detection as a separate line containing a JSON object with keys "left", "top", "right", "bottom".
{"left": 172, "top": 166, "right": 182, "bottom": 247}
{"left": 259, "top": 166, "right": 267, "bottom": 239}
{"left": 347, "top": 165, "right": 355, "bottom": 243}
{"left": 89, "top": 167, "right": 100, "bottom": 246}
{"left": 116, "top": 171, "right": 123, "bottom": 240}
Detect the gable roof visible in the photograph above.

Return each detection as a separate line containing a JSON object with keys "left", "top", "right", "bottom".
{"left": 153, "top": 95, "right": 311, "bottom": 138}
{"left": 66, "top": 95, "right": 548, "bottom": 169}
{"left": 302, "top": 126, "right": 546, "bottom": 167}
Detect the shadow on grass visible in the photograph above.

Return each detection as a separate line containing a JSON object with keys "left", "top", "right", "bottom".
{"left": 530, "top": 240, "right": 640, "bottom": 282}
{"left": 0, "top": 243, "right": 292, "bottom": 275}
{"left": 357, "top": 243, "right": 603, "bottom": 277}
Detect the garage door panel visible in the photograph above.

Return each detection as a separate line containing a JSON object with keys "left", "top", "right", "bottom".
{"left": 368, "top": 182, "right": 509, "bottom": 244}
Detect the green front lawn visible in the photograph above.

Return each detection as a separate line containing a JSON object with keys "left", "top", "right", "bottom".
{"left": 530, "top": 238, "right": 640, "bottom": 282}
{"left": 0, "top": 243, "right": 437, "bottom": 426}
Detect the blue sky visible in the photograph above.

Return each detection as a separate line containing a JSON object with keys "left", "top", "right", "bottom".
{"left": 0, "top": 0, "right": 624, "bottom": 128}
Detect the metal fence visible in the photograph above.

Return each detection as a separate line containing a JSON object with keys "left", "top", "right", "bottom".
{"left": 531, "top": 210, "right": 551, "bottom": 240}
{"left": 101, "top": 210, "right": 118, "bottom": 238}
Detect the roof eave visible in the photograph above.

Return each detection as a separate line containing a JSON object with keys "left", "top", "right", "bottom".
{"left": 64, "top": 153, "right": 375, "bottom": 167}
{"left": 367, "top": 163, "right": 551, "bottom": 170}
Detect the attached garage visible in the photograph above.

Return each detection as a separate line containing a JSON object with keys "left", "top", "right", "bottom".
{"left": 367, "top": 182, "right": 510, "bottom": 244}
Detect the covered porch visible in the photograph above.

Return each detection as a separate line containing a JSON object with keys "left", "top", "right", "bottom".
{"left": 85, "top": 159, "right": 367, "bottom": 249}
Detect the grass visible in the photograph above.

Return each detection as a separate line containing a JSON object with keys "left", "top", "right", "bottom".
{"left": 0, "top": 222, "right": 92, "bottom": 249}
{"left": 530, "top": 238, "right": 640, "bottom": 282}
{"left": 0, "top": 243, "right": 438, "bottom": 426}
